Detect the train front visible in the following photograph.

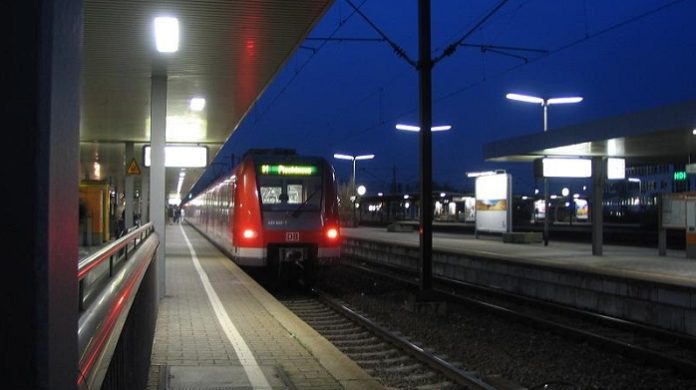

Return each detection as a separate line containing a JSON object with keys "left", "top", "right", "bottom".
{"left": 239, "top": 156, "right": 341, "bottom": 281}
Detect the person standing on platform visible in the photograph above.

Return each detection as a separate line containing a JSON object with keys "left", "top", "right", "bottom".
{"left": 174, "top": 207, "right": 181, "bottom": 224}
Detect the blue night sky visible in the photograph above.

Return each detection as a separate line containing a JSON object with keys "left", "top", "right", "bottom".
{"left": 205, "top": 0, "right": 696, "bottom": 196}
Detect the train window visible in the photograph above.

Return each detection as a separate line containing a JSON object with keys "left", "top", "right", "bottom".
{"left": 258, "top": 176, "right": 322, "bottom": 211}
{"left": 260, "top": 186, "right": 283, "bottom": 204}
{"left": 286, "top": 184, "right": 303, "bottom": 204}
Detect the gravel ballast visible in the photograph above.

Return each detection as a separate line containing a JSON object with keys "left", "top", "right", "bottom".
{"left": 315, "top": 262, "right": 696, "bottom": 390}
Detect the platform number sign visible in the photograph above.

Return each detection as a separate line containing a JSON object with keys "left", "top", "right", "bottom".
{"left": 674, "top": 171, "right": 687, "bottom": 181}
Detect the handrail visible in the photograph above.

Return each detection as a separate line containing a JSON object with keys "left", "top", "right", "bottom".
{"left": 78, "top": 222, "right": 154, "bottom": 280}
{"left": 78, "top": 223, "right": 155, "bottom": 310}
{"left": 76, "top": 223, "right": 159, "bottom": 390}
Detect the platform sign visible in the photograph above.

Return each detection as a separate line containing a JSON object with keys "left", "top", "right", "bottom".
{"left": 126, "top": 158, "right": 141, "bottom": 175}
{"left": 607, "top": 158, "right": 625, "bottom": 180}
{"left": 674, "top": 171, "right": 688, "bottom": 181}
{"left": 143, "top": 145, "right": 208, "bottom": 167}
{"left": 534, "top": 158, "right": 592, "bottom": 178}
{"left": 475, "top": 173, "right": 512, "bottom": 233}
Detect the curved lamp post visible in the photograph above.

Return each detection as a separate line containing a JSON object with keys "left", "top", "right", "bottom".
{"left": 506, "top": 92, "right": 583, "bottom": 246}
{"left": 333, "top": 153, "right": 374, "bottom": 226}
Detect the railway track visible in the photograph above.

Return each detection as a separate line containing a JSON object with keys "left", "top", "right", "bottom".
{"left": 278, "top": 290, "right": 523, "bottom": 390}
{"left": 343, "top": 258, "right": 696, "bottom": 378}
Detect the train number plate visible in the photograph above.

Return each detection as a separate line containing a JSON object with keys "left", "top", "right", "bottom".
{"left": 286, "top": 232, "right": 299, "bottom": 241}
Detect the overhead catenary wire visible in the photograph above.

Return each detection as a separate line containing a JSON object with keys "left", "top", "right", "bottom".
{"left": 327, "top": 0, "right": 687, "bottom": 149}
{"left": 436, "top": 0, "right": 687, "bottom": 103}
{"left": 432, "top": 0, "right": 510, "bottom": 65}
{"left": 344, "top": 0, "right": 417, "bottom": 68}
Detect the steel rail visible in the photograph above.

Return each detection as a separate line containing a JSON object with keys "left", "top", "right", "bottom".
{"left": 311, "top": 288, "right": 499, "bottom": 390}
{"left": 76, "top": 223, "right": 159, "bottom": 390}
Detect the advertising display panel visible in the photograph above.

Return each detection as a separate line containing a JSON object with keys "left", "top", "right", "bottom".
{"left": 475, "top": 174, "right": 511, "bottom": 233}
{"left": 662, "top": 194, "right": 686, "bottom": 228}
{"left": 464, "top": 197, "right": 476, "bottom": 222}
{"left": 575, "top": 199, "right": 589, "bottom": 221}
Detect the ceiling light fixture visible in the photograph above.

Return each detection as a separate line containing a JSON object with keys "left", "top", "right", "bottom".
{"left": 190, "top": 97, "right": 205, "bottom": 111}
{"left": 154, "top": 16, "right": 179, "bottom": 53}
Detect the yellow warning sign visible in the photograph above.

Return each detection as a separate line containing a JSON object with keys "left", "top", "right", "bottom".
{"left": 126, "top": 158, "right": 141, "bottom": 175}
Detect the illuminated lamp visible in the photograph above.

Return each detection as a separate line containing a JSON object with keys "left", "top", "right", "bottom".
{"left": 395, "top": 124, "right": 452, "bottom": 132}
{"left": 154, "top": 17, "right": 179, "bottom": 53}
{"left": 326, "top": 228, "right": 339, "bottom": 240}
{"left": 190, "top": 97, "right": 206, "bottom": 111}
{"left": 242, "top": 229, "right": 257, "bottom": 239}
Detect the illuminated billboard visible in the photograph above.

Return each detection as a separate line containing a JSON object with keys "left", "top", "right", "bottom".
{"left": 575, "top": 199, "right": 589, "bottom": 220}
{"left": 475, "top": 173, "right": 511, "bottom": 233}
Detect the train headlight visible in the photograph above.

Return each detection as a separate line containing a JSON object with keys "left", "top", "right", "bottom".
{"left": 326, "top": 227, "right": 339, "bottom": 240}
{"left": 242, "top": 229, "right": 257, "bottom": 239}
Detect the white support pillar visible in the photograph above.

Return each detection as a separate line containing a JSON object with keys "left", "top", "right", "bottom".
{"left": 150, "top": 75, "right": 167, "bottom": 297}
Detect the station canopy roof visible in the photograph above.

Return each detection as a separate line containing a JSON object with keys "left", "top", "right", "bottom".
{"left": 484, "top": 100, "right": 696, "bottom": 166}
{"left": 79, "top": 0, "right": 332, "bottom": 197}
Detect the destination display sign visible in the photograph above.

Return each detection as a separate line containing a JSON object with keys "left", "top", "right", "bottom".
{"left": 259, "top": 164, "right": 318, "bottom": 176}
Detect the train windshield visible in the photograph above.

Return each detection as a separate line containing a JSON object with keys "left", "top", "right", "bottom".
{"left": 257, "top": 169, "right": 323, "bottom": 212}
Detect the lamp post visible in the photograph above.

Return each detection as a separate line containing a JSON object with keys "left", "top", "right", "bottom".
{"left": 333, "top": 153, "right": 374, "bottom": 226}
{"left": 506, "top": 93, "right": 583, "bottom": 246}
{"left": 395, "top": 122, "right": 451, "bottom": 291}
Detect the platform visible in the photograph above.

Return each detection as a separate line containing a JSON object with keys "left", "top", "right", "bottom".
{"left": 341, "top": 227, "right": 696, "bottom": 336}
{"left": 146, "top": 224, "right": 381, "bottom": 390}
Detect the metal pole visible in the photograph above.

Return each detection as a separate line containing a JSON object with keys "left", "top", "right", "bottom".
{"left": 352, "top": 158, "right": 356, "bottom": 226}
{"left": 418, "top": 0, "right": 433, "bottom": 292}
{"left": 125, "top": 142, "right": 135, "bottom": 229}
{"left": 543, "top": 102, "right": 550, "bottom": 246}
{"left": 592, "top": 156, "right": 605, "bottom": 256}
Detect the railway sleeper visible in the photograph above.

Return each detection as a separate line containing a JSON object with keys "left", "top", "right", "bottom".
{"left": 382, "top": 363, "right": 424, "bottom": 373}
{"left": 402, "top": 370, "right": 437, "bottom": 382}
{"left": 339, "top": 342, "right": 391, "bottom": 353}
{"left": 320, "top": 326, "right": 364, "bottom": 336}
{"left": 306, "top": 322, "right": 349, "bottom": 330}
{"left": 324, "top": 331, "right": 371, "bottom": 341}
{"left": 357, "top": 355, "right": 411, "bottom": 367}
{"left": 331, "top": 336, "right": 380, "bottom": 346}
{"left": 348, "top": 348, "right": 400, "bottom": 359}
{"left": 356, "top": 355, "right": 411, "bottom": 368}
{"left": 305, "top": 318, "right": 350, "bottom": 327}
{"left": 282, "top": 300, "right": 318, "bottom": 308}
{"left": 289, "top": 308, "right": 335, "bottom": 316}
{"left": 415, "top": 382, "right": 456, "bottom": 390}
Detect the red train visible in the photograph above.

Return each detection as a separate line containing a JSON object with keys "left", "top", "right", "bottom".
{"left": 184, "top": 149, "right": 341, "bottom": 282}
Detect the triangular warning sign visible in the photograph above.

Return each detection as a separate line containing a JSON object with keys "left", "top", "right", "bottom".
{"left": 126, "top": 158, "right": 141, "bottom": 175}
